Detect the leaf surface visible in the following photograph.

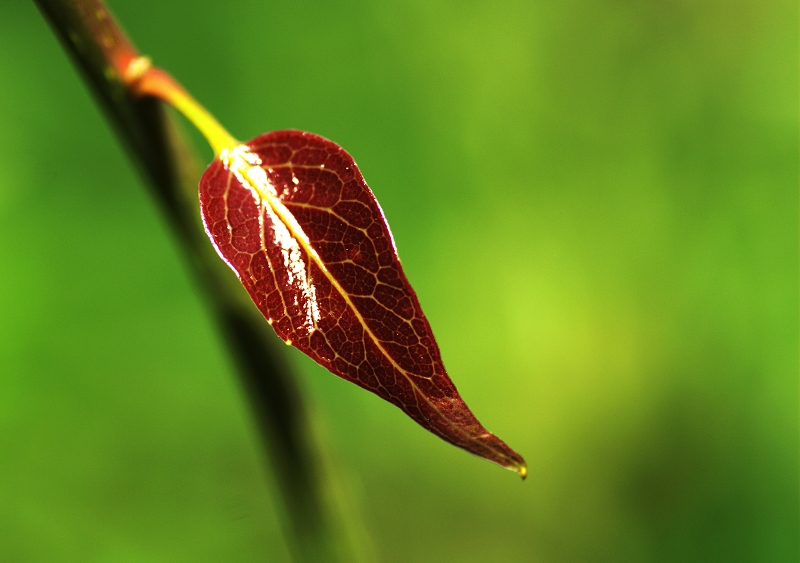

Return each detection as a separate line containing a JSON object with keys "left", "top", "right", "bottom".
{"left": 199, "top": 130, "right": 526, "bottom": 476}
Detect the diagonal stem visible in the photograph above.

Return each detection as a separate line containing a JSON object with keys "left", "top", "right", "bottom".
{"left": 32, "top": 1, "right": 363, "bottom": 561}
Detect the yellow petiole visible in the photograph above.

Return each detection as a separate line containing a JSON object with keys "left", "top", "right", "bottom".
{"left": 124, "top": 57, "right": 238, "bottom": 157}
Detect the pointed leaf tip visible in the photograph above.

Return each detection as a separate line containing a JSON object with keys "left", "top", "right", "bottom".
{"left": 199, "top": 130, "right": 525, "bottom": 473}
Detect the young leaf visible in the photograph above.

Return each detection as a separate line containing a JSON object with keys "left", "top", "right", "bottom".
{"left": 200, "top": 130, "right": 526, "bottom": 476}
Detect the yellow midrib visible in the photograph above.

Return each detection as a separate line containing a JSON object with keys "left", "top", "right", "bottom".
{"left": 238, "top": 163, "right": 521, "bottom": 471}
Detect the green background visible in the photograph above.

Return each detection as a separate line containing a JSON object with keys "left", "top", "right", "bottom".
{"left": 0, "top": 1, "right": 797, "bottom": 561}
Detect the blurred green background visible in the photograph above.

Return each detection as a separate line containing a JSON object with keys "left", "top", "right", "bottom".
{"left": 0, "top": 0, "right": 797, "bottom": 561}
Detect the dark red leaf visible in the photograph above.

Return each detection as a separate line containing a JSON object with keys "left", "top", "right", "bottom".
{"left": 199, "top": 130, "right": 526, "bottom": 476}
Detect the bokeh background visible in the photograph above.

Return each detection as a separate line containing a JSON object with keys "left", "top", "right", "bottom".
{"left": 0, "top": 0, "right": 797, "bottom": 561}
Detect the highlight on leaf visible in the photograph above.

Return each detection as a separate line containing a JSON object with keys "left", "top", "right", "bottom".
{"left": 198, "top": 130, "right": 526, "bottom": 477}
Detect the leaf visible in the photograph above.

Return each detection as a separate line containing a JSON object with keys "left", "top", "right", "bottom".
{"left": 199, "top": 130, "right": 526, "bottom": 476}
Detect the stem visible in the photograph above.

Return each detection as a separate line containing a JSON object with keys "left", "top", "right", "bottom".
{"left": 128, "top": 62, "right": 238, "bottom": 156}
{"left": 33, "top": 1, "right": 366, "bottom": 561}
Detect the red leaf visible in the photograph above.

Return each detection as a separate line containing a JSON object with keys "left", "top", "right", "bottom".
{"left": 199, "top": 130, "right": 526, "bottom": 476}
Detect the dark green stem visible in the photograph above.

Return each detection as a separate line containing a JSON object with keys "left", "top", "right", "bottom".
{"left": 32, "top": 1, "right": 360, "bottom": 561}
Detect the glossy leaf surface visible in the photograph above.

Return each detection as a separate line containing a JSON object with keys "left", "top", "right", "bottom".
{"left": 199, "top": 130, "right": 526, "bottom": 476}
